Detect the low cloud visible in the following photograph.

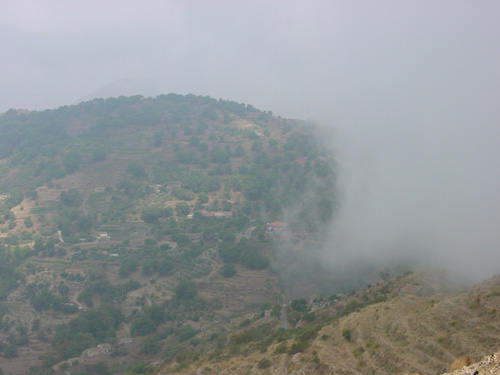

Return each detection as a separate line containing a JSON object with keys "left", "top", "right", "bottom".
{"left": 319, "top": 102, "right": 500, "bottom": 285}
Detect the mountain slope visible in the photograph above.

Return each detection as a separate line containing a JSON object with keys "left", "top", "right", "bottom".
{"left": 159, "top": 272, "right": 500, "bottom": 375}
{"left": 0, "top": 94, "right": 339, "bottom": 375}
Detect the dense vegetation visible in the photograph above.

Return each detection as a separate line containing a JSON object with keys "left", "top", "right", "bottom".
{"left": 0, "top": 94, "right": 339, "bottom": 374}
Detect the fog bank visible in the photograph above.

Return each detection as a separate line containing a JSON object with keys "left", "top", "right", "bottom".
{"left": 322, "top": 97, "right": 500, "bottom": 284}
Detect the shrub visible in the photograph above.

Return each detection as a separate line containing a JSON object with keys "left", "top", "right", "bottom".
{"left": 221, "top": 263, "right": 236, "bottom": 277}
{"left": 174, "top": 280, "right": 197, "bottom": 300}
{"left": 130, "top": 316, "right": 157, "bottom": 337}
{"left": 240, "top": 249, "right": 269, "bottom": 270}
{"left": 176, "top": 326, "right": 198, "bottom": 342}
{"left": 60, "top": 189, "right": 81, "bottom": 207}
{"left": 126, "top": 162, "right": 147, "bottom": 178}
{"left": 342, "top": 329, "right": 352, "bottom": 342}
{"left": 343, "top": 301, "right": 359, "bottom": 315}
{"left": 175, "top": 202, "right": 191, "bottom": 217}
{"left": 141, "top": 205, "right": 171, "bottom": 223}
{"left": 296, "top": 325, "right": 320, "bottom": 342}
{"left": 119, "top": 258, "right": 139, "bottom": 278}
{"left": 353, "top": 346, "right": 365, "bottom": 358}
{"left": 303, "top": 312, "right": 315, "bottom": 321}
{"left": 198, "top": 192, "right": 209, "bottom": 204}
{"left": 287, "top": 340, "right": 309, "bottom": 355}
{"left": 291, "top": 299, "right": 308, "bottom": 312}
{"left": 142, "top": 336, "right": 160, "bottom": 354}
{"left": 274, "top": 342, "right": 287, "bottom": 354}
{"left": 24, "top": 216, "right": 33, "bottom": 228}
{"left": 257, "top": 358, "right": 272, "bottom": 369}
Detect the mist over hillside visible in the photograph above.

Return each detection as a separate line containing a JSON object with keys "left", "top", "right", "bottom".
{"left": 0, "top": 94, "right": 497, "bottom": 374}
{"left": 2, "top": 2, "right": 500, "bottom": 374}
{"left": 2, "top": 2, "right": 499, "bottom": 288}
{"left": 321, "top": 105, "right": 500, "bottom": 285}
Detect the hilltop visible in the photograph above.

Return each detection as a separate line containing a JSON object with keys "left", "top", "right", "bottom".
{"left": 0, "top": 94, "right": 339, "bottom": 374}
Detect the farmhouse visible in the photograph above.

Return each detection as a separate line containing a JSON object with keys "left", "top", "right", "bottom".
{"left": 204, "top": 211, "right": 232, "bottom": 219}
{"left": 83, "top": 343, "right": 111, "bottom": 358}
{"left": 65, "top": 268, "right": 84, "bottom": 276}
{"left": 215, "top": 211, "right": 232, "bottom": 219}
{"left": 266, "top": 221, "right": 289, "bottom": 232}
{"left": 95, "top": 232, "right": 110, "bottom": 241}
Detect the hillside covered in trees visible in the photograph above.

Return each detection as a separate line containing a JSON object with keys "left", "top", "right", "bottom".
{"left": 0, "top": 94, "right": 341, "bottom": 374}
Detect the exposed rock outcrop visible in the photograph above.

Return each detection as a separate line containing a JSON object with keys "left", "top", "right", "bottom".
{"left": 444, "top": 352, "right": 500, "bottom": 375}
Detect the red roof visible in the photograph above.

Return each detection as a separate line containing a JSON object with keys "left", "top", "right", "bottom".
{"left": 268, "top": 221, "right": 288, "bottom": 227}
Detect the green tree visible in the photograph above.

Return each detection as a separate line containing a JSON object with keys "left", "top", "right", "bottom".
{"left": 119, "top": 258, "right": 139, "bottom": 278}
{"left": 291, "top": 299, "right": 308, "bottom": 312}
{"left": 141, "top": 205, "right": 171, "bottom": 223}
{"left": 342, "top": 329, "right": 352, "bottom": 342}
{"left": 24, "top": 216, "right": 33, "bottom": 228}
{"left": 158, "top": 260, "right": 174, "bottom": 276}
{"left": 3, "top": 343, "right": 18, "bottom": 358}
{"left": 60, "top": 189, "right": 81, "bottom": 207}
{"left": 175, "top": 202, "right": 190, "bottom": 217}
{"left": 130, "top": 316, "right": 156, "bottom": 337}
{"left": 211, "top": 146, "right": 230, "bottom": 164}
{"left": 198, "top": 192, "right": 209, "bottom": 204}
{"left": 62, "top": 151, "right": 81, "bottom": 174}
{"left": 142, "top": 335, "right": 160, "bottom": 354}
{"left": 58, "top": 282, "right": 70, "bottom": 297}
{"left": 252, "top": 141, "right": 263, "bottom": 152}
{"left": 127, "top": 162, "right": 147, "bottom": 179}
{"left": 174, "top": 280, "right": 197, "bottom": 300}
{"left": 221, "top": 263, "right": 236, "bottom": 277}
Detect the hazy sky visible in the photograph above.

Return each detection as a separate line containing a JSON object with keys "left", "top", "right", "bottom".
{"left": 2, "top": 1, "right": 500, "bottom": 281}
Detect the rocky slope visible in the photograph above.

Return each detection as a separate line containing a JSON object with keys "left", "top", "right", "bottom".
{"left": 158, "top": 272, "right": 500, "bottom": 375}
{"left": 445, "top": 352, "right": 500, "bottom": 375}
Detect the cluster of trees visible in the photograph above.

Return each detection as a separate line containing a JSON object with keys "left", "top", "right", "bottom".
{"left": 0, "top": 325, "right": 30, "bottom": 358}
{"left": 53, "top": 303, "right": 123, "bottom": 358}
{"left": 181, "top": 170, "right": 220, "bottom": 193}
{"left": 0, "top": 246, "right": 25, "bottom": 300}
{"left": 142, "top": 258, "right": 175, "bottom": 277}
{"left": 218, "top": 237, "right": 269, "bottom": 271}
{"left": 0, "top": 93, "right": 342, "bottom": 374}
{"left": 130, "top": 305, "right": 167, "bottom": 337}
{"left": 25, "top": 281, "right": 78, "bottom": 314}
{"left": 78, "top": 279, "right": 141, "bottom": 306}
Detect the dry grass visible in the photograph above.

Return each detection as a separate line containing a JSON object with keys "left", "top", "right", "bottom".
{"left": 449, "top": 355, "right": 475, "bottom": 372}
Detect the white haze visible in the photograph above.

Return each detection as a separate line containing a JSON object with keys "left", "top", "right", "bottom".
{"left": 325, "top": 110, "right": 500, "bottom": 284}
{"left": 2, "top": 1, "right": 500, "bottom": 283}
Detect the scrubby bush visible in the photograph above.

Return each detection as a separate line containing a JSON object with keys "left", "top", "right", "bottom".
{"left": 291, "top": 299, "right": 308, "bottom": 312}
{"left": 274, "top": 342, "right": 287, "bottom": 354}
{"left": 257, "top": 358, "right": 272, "bottom": 369}
{"left": 343, "top": 301, "right": 359, "bottom": 315}
{"left": 130, "top": 316, "right": 156, "bottom": 337}
{"left": 221, "top": 263, "right": 236, "bottom": 277}
{"left": 342, "top": 329, "right": 352, "bottom": 342}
